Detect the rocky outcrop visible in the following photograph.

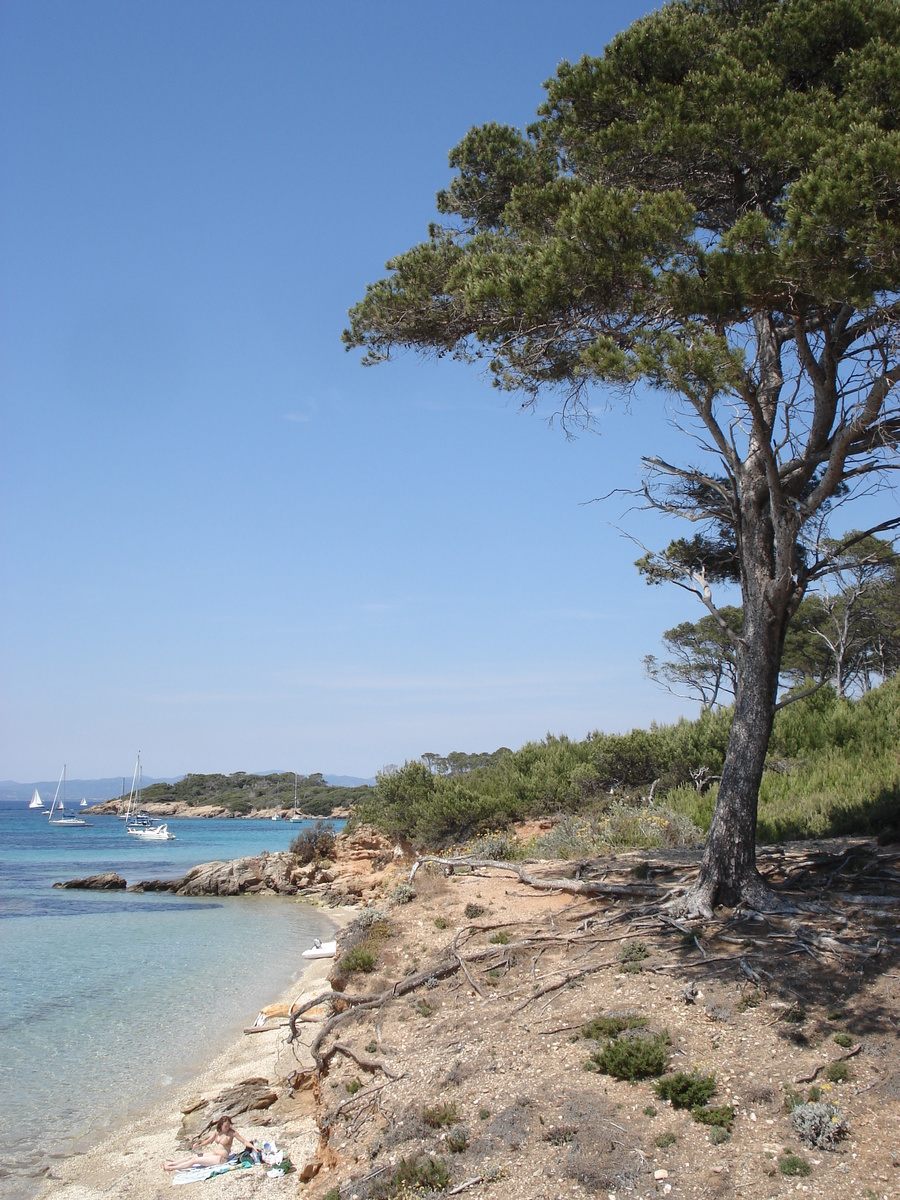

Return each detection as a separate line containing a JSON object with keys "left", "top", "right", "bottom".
{"left": 88, "top": 798, "right": 346, "bottom": 820}
{"left": 89, "top": 799, "right": 232, "bottom": 818}
{"left": 126, "top": 852, "right": 304, "bottom": 896}
{"left": 55, "top": 825, "right": 410, "bottom": 903}
{"left": 53, "top": 872, "right": 127, "bottom": 890}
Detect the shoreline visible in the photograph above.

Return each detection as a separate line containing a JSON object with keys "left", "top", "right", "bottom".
{"left": 32, "top": 904, "right": 356, "bottom": 1200}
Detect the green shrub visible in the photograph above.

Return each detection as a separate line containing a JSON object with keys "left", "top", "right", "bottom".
{"left": 591, "top": 1031, "right": 670, "bottom": 1081}
{"left": 376, "top": 1156, "right": 450, "bottom": 1194}
{"left": 340, "top": 945, "right": 377, "bottom": 973}
{"left": 655, "top": 1071, "right": 717, "bottom": 1109}
{"left": 434, "top": 917, "right": 449, "bottom": 930}
{"left": 423, "top": 1101, "right": 458, "bottom": 1128}
{"left": 619, "top": 941, "right": 650, "bottom": 969}
{"left": 464, "top": 903, "right": 485, "bottom": 919}
{"left": 654, "top": 1131, "right": 676, "bottom": 1149}
{"left": 832, "top": 1032, "right": 853, "bottom": 1048}
{"left": 779, "top": 1154, "right": 812, "bottom": 1177}
{"left": 691, "top": 1104, "right": 734, "bottom": 1130}
{"left": 489, "top": 931, "right": 510, "bottom": 944}
{"left": 582, "top": 1014, "right": 649, "bottom": 1041}
{"left": 825, "top": 1060, "right": 851, "bottom": 1083}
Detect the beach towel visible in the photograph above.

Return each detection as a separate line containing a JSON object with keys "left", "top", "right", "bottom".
{"left": 171, "top": 1156, "right": 254, "bottom": 1186}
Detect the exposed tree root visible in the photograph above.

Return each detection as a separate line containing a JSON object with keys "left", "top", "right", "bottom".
{"left": 412, "top": 855, "right": 661, "bottom": 898}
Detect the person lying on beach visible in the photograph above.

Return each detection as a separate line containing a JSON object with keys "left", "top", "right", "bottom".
{"left": 162, "top": 1115, "right": 258, "bottom": 1172}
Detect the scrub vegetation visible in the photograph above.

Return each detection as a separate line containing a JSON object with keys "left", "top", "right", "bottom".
{"left": 358, "top": 678, "right": 899, "bottom": 849}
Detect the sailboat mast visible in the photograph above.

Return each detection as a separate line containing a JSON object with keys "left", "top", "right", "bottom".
{"left": 50, "top": 765, "right": 65, "bottom": 818}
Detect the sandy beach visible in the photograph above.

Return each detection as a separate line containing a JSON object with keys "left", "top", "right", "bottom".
{"left": 33, "top": 907, "right": 356, "bottom": 1200}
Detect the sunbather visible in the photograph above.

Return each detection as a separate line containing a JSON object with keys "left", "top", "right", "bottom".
{"left": 162, "top": 1115, "right": 258, "bottom": 1171}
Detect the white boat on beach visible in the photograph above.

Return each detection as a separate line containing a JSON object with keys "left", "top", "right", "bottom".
{"left": 47, "top": 767, "right": 89, "bottom": 827}
{"left": 301, "top": 938, "right": 337, "bottom": 959}
{"left": 124, "top": 753, "right": 175, "bottom": 840}
{"left": 28, "top": 789, "right": 43, "bottom": 809}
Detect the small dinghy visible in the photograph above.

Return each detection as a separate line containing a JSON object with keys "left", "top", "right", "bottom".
{"left": 301, "top": 938, "right": 337, "bottom": 959}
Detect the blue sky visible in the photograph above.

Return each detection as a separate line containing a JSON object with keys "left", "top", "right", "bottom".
{"left": 1, "top": 0, "right": 742, "bottom": 780}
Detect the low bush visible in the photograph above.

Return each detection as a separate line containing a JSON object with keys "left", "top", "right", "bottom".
{"left": 778, "top": 1153, "right": 812, "bottom": 1177}
{"left": 373, "top": 1156, "right": 450, "bottom": 1195}
{"left": 825, "top": 1061, "right": 851, "bottom": 1083}
{"left": 340, "top": 944, "right": 377, "bottom": 973}
{"left": 691, "top": 1104, "right": 734, "bottom": 1130}
{"left": 790, "top": 1102, "right": 848, "bottom": 1149}
{"left": 290, "top": 822, "right": 336, "bottom": 864}
{"left": 464, "top": 903, "right": 485, "bottom": 919}
{"left": 468, "top": 832, "right": 525, "bottom": 860}
{"left": 619, "top": 941, "right": 650, "bottom": 971}
{"left": 423, "top": 1101, "right": 458, "bottom": 1128}
{"left": 590, "top": 1031, "right": 671, "bottom": 1081}
{"left": 654, "top": 1071, "right": 717, "bottom": 1109}
{"left": 582, "top": 1014, "right": 648, "bottom": 1041}
{"left": 832, "top": 1032, "right": 853, "bottom": 1048}
{"left": 447, "top": 1124, "right": 469, "bottom": 1153}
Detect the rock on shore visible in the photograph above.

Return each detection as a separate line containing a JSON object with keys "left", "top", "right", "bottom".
{"left": 53, "top": 872, "right": 127, "bottom": 890}
{"left": 55, "top": 826, "right": 405, "bottom": 904}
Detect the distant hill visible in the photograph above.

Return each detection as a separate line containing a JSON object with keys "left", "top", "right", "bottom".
{"left": 0, "top": 776, "right": 182, "bottom": 804}
{"left": 135, "top": 770, "right": 371, "bottom": 815}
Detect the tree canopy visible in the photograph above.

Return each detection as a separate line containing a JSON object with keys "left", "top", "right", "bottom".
{"left": 345, "top": 0, "right": 900, "bottom": 913}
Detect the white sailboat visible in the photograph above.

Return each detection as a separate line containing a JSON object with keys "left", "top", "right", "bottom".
{"left": 124, "top": 753, "right": 175, "bottom": 840}
{"left": 290, "top": 773, "right": 304, "bottom": 821}
{"left": 79, "top": 798, "right": 88, "bottom": 808}
{"left": 47, "top": 766, "right": 89, "bottom": 827}
{"left": 28, "top": 789, "right": 44, "bottom": 809}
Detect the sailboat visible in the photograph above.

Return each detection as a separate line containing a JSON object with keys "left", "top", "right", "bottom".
{"left": 124, "top": 754, "right": 175, "bottom": 840}
{"left": 79, "top": 798, "right": 88, "bottom": 808}
{"left": 28, "top": 789, "right": 44, "bottom": 809}
{"left": 290, "top": 773, "right": 304, "bottom": 821}
{"left": 47, "top": 766, "right": 89, "bottom": 827}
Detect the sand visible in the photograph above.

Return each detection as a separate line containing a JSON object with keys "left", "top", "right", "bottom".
{"left": 33, "top": 907, "right": 356, "bottom": 1200}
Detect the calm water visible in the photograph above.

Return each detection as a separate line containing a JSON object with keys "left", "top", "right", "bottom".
{"left": 0, "top": 804, "right": 340, "bottom": 1199}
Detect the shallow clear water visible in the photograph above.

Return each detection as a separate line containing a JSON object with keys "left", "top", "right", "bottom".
{"left": 0, "top": 804, "right": 340, "bottom": 1199}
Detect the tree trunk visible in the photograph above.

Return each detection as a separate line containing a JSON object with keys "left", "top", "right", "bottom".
{"left": 680, "top": 599, "right": 786, "bottom": 916}
{"left": 679, "top": 481, "right": 798, "bottom": 917}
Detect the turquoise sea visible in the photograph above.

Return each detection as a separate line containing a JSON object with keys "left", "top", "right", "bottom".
{"left": 0, "top": 803, "right": 340, "bottom": 1200}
